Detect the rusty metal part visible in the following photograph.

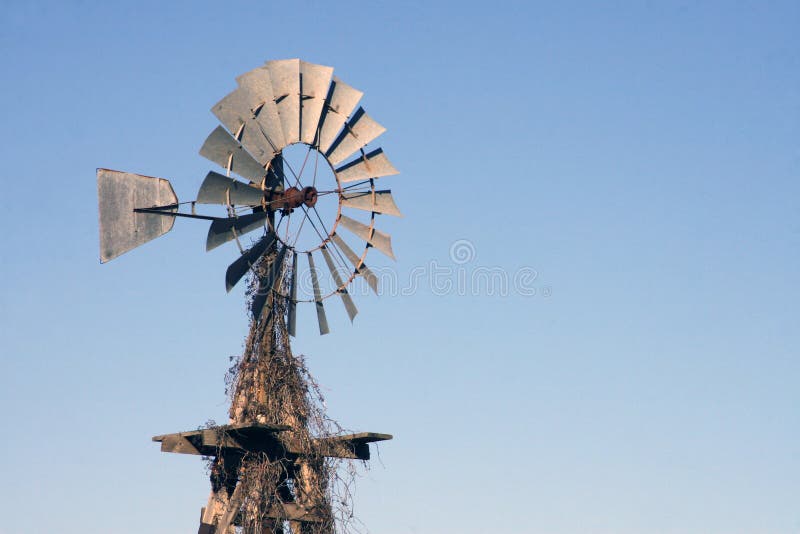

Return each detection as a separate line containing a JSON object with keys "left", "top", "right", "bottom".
{"left": 268, "top": 185, "right": 318, "bottom": 211}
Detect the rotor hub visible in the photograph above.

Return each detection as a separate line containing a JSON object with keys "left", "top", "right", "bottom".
{"left": 270, "top": 185, "right": 318, "bottom": 211}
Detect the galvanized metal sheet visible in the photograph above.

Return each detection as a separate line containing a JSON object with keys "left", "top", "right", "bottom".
{"left": 196, "top": 171, "right": 264, "bottom": 206}
{"left": 225, "top": 232, "right": 275, "bottom": 292}
{"left": 206, "top": 211, "right": 268, "bottom": 251}
{"left": 198, "top": 126, "right": 267, "bottom": 184}
{"left": 211, "top": 88, "right": 275, "bottom": 164}
{"left": 287, "top": 252, "right": 298, "bottom": 337}
{"left": 338, "top": 215, "right": 395, "bottom": 259}
{"left": 251, "top": 245, "right": 287, "bottom": 320}
{"left": 307, "top": 251, "right": 330, "bottom": 335}
{"left": 331, "top": 232, "right": 379, "bottom": 294}
{"left": 321, "top": 245, "right": 358, "bottom": 322}
{"left": 265, "top": 59, "right": 301, "bottom": 145}
{"left": 236, "top": 67, "right": 287, "bottom": 151}
{"left": 211, "top": 85, "right": 256, "bottom": 128}
{"left": 341, "top": 190, "right": 402, "bottom": 217}
{"left": 299, "top": 61, "right": 334, "bottom": 145}
{"left": 97, "top": 169, "right": 177, "bottom": 263}
{"left": 334, "top": 148, "right": 399, "bottom": 183}
{"left": 316, "top": 76, "right": 363, "bottom": 154}
{"left": 325, "top": 108, "right": 386, "bottom": 166}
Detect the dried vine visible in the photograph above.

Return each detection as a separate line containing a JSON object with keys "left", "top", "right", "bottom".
{"left": 206, "top": 247, "right": 365, "bottom": 534}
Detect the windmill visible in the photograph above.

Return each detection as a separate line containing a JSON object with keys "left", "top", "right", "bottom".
{"left": 98, "top": 59, "right": 400, "bottom": 533}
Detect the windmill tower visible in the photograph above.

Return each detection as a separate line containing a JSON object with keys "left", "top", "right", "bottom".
{"left": 98, "top": 59, "right": 400, "bottom": 533}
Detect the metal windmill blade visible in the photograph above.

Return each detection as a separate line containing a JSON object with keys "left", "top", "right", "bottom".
{"left": 330, "top": 232, "right": 379, "bottom": 294}
{"left": 287, "top": 252, "right": 299, "bottom": 337}
{"left": 320, "top": 245, "right": 358, "bottom": 322}
{"left": 225, "top": 232, "right": 276, "bottom": 292}
{"left": 235, "top": 67, "right": 287, "bottom": 152}
{"left": 338, "top": 215, "right": 395, "bottom": 260}
{"left": 307, "top": 251, "right": 330, "bottom": 335}
{"left": 265, "top": 59, "right": 302, "bottom": 146}
{"left": 206, "top": 212, "right": 268, "bottom": 251}
{"left": 341, "top": 190, "right": 402, "bottom": 216}
{"left": 334, "top": 148, "right": 399, "bottom": 183}
{"left": 298, "top": 61, "right": 334, "bottom": 145}
{"left": 325, "top": 108, "right": 386, "bottom": 166}
{"left": 317, "top": 77, "right": 363, "bottom": 154}
{"left": 197, "top": 171, "right": 265, "bottom": 206}
{"left": 212, "top": 86, "right": 276, "bottom": 164}
{"left": 199, "top": 126, "right": 267, "bottom": 184}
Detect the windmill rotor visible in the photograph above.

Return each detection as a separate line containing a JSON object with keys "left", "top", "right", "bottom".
{"left": 97, "top": 58, "right": 402, "bottom": 336}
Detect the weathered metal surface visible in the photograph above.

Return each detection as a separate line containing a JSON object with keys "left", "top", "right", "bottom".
{"left": 325, "top": 108, "right": 386, "bottom": 166}
{"left": 330, "top": 233, "right": 378, "bottom": 294}
{"left": 341, "top": 190, "right": 402, "bottom": 216}
{"left": 317, "top": 77, "right": 363, "bottom": 154}
{"left": 320, "top": 245, "right": 358, "bottom": 322}
{"left": 197, "top": 171, "right": 265, "bottom": 206}
{"left": 334, "top": 147, "right": 399, "bottom": 183}
{"left": 250, "top": 245, "right": 288, "bottom": 320}
{"left": 199, "top": 126, "right": 267, "bottom": 184}
{"left": 299, "top": 61, "right": 334, "bottom": 145}
{"left": 287, "top": 252, "right": 298, "bottom": 337}
{"left": 235, "top": 67, "right": 287, "bottom": 152}
{"left": 265, "top": 59, "right": 301, "bottom": 145}
{"left": 97, "top": 169, "right": 177, "bottom": 263}
{"left": 307, "top": 252, "right": 330, "bottom": 335}
{"left": 211, "top": 87, "right": 276, "bottom": 164}
{"left": 206, "top": 212, "right": 268, "bottom": 251}
{"left": 338, "top": 215, "right": 395, "bottom": 259}
{"left": 225, "top": 232, "right": 275, "bottom": 292}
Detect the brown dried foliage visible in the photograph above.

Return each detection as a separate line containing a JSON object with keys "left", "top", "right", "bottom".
{"left": 207, "top": 250, "right": 365, "bottom": 534}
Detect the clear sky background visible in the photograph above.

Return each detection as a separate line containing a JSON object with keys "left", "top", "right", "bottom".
{"left": 1, "top": 1, "right": 798, "bottom": 533}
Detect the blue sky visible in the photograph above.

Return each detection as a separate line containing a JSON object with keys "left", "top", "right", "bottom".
{"left": 1, "top": 1, "right": 798, "bottom": 532}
